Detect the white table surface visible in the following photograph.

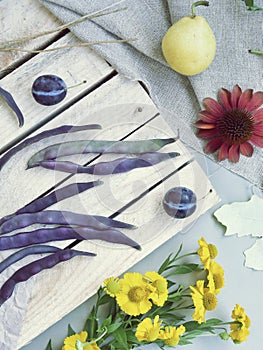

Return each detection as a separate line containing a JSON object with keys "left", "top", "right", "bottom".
{"left": 20, "top": 152, "right": 263, "bottom": 350}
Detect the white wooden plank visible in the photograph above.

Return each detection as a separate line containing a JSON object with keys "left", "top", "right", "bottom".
{"left": 0, "top": 32, "right": 113, "bottom": 152}
{"left": 0, "top": 0, "right": 62, "bottom": 73}
{"left": 0, "top": 75, "right": 158, "bottom": 219}
{"left": 17, "top": 159, "right": 219, "bottom": 348}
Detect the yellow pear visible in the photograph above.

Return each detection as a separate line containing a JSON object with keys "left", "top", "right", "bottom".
{"left": 162, "top": 1, "right": 216, "bottom": 76}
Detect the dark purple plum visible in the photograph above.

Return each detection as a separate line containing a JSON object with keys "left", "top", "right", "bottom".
{"left": 162, "top": 186, "right": 197, "bottom": 219}
{"left": 31, "top": 74, "right": 67, "bottom": 106}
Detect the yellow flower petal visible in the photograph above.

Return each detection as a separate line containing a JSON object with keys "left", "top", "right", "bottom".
{"left": 104, "top": 277, "right": 120, "bottom": 297}
{"left": 197, "top": 237, "right": 218, "bottom": 269}
{"left": 229, "top": 304, "right": 250, "bottom": 343}
{"left": 135, "top": 315, "right": 162, "bottom": 342}
{"left": 116, "top": 272, "right": 152, "bottom": 316}
{"left": 207, "top": 260, "right": 224, "bottom": 294}
{"left": 144, "top": 271, "right": 168, "bottom": 307}
{"left": 190, "top": 280, "right": 217, "bottom": 324}
{"left": 62, "top": 331, "right": 87, "bottom": 350}
{"left": 159, "top": 325, "right": 185, "bottom": 346}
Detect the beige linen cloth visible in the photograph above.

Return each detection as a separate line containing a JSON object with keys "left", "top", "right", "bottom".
{"left": 39, "top": 0, "right": 263, "bottom": 188}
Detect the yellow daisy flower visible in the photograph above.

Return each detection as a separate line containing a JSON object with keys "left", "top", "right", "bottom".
{"left": 197, "top": 237, "right": 218, "bottom": 269}
{"left": 159, "top": 325, "right": 186, "bottom": 347}
{"left": 144, "top": 271, "right": 168, "bottom": 306}
{"left": 104, "top": 277, "right": 120, "bottom": 297}
{"left": 135, "top": 315, "right": 162, "bottom": 342}
{"left": 190, "top": 280, "right": 217, "bottom": 324}
{"left": 230, "top": 304, "right": 250, "bottom": 343}
{"left": 231, "top": 304, "right": 251, "bottom": 327}
{"left": 62, "top": 331, "right": 100, "bottom": 350}
{"left": 207, "top": 260, "right": 224, "bottom": 294}
{"left": 116, "top": 272, "right": 153, "bottom": 316}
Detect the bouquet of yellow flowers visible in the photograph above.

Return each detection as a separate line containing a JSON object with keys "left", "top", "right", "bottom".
{"left": 46, "top": 238, "right": 250, "bottom": 350}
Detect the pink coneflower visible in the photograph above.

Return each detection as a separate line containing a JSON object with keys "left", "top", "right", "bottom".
{"left": 195, "top": 85, "right": 263, "bottom": 162}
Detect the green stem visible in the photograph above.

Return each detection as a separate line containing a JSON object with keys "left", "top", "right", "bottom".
{"left": 248, "top": 49, "right": 263, "bottom": 55}
{"left": 191, "top": 1, "right": 210, "bottom": 18}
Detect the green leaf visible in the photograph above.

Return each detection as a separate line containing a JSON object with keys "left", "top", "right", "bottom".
{"left": 242, "top": 0, "right": 263, "bottom": 10}
{"left": 158, "top": 245, "right": 184, "bottom": 274}
{"left": 183, "top": 320, "right": 200, "bottom": 332}
{"left": 179, "top": 337, "right": 193, "bottom": 345}
{"left": 158, "top": 253, "right": 174, "bottom": 274}
{"left": 171, "top": 263, "right": 202, "bottom": 274}
{"left": 67, "top": 324, "right": 76, "bottom": 336}
{"left": 101, "top": 315, "right": 112, "bottom": 328}
{"left": 244, "top": 0, "right": 254, "bottom": 6}
{"left": 83, "top": 306, "right": 98, "bottom": 338}
{"left": 107, "top": 322, "right": 122, "bottom": 334}
{"left": 126, "top": 330, "right": 141, "bottom": 345}
{"left": 167, "top": 279, "right": 176, "bottom": 289}
{"left": 45, "top": 340, "right": 53, "bottom": 350}
{"left": 203, "top": 318, "right": 222, "bottom": 326}
{"left": 219, "top": 330, "right": 230, "bottom": 340}
{"left": 113, "top": 327, "right": 129, "bottom": 349}
{"left": 160, "top": 312, "right": 185, "bottom": 323}
{"left": 98, "top": 293, "right": 113, "bottom": 306}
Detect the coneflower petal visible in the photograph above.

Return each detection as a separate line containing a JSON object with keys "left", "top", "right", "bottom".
{"left": 246, "top": 92, "right": 263, "bottom": 112}
{"left": 253, "top": 127, "right": 263, "bottom": 136}
{"left": 202, "top": 97, "right": 224, "bottom": 116}
{"left": 250, "top": 135, "right": 263, "bottom": 147}
{"left": 240, "top": 142, "right": 254, "bottom": 157}
{"left": 195, "top": 121, "right": 216, "bottom": 129}
{"left": 238, "top": 89, "right": 253, "bottom": 110}
{"left": 218, "top": 143, "right": 230, "bottom": 161}
{"left": 228, "top": 145, "right": 240, "bottom": 163}
{"left": 218, "top": 88, "right": 232, "bottom": 111}
{"left": 204, "top": 137, "right": 224, "bottom": 154}
{"left": 253, "top": 108, "right": 263, "bottom": 121}
{"left": 197, "top": 129, "right": 219, "bottom": 139}
{"left": 231, "top": 85, "right": 242, "bottom": 109}
{"left": 198, "top": 110, "right": 220, "bottom": 123}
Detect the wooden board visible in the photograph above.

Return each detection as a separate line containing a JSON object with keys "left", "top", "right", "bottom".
{"left": 0, "top": 1, "right": 220, "bottom": 349}
{"left": 0, "top": 0, "right": 62, "bottom": 76}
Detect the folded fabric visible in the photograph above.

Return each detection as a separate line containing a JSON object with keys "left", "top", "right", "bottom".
{"left": 40, "top": 0, "right": 263, "bottom": 188}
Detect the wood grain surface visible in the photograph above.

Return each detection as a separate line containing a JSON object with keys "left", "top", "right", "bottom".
{"left": 0, "top": 1, "right": 220, "bottom": 348}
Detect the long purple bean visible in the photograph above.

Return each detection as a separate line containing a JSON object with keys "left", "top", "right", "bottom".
{"left": 0, "top": 245, "right": 61, "bottom": 274}
{"left": 27, "top": 138, "right": 177, "bottom": 168}
{"left": 0, "top": 180, "right": 103, "bottom": 227}
{"left": 0, "top": 86, "right": 24, "bottom": 127}
{"left": 0, "top": 226, "right": 140, "bottom": 250}
{"left": 38, "top": 152, "right": 180, "bottom": 175}
{"left": 0, "top": 210, "right": 136, "bottom": 234}
{"left": 0, "top": 249, "right": 96, "bottom": 306}
{"left": 0, "top": 124, "right": 101, "bottom": 170}
{"left": 17, "top": 180, "right": 103, "bottom": 214}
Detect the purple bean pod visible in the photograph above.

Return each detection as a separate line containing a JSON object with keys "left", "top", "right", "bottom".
{"left": 0, "top": 180, "right": 103, "bottom": 227}
{"left": 27, "top": 138, "right": 177, "bottom": 168}
{"left": 0, "top": 227, "right": 81, "bottom": 249}
{"left": 38, "top": 151, "right": 180, "bottom": 175}
{"left": 0, "top": 124, "right": 101, "bottom": 170}
{"left": 0, "top": 86, "right": 24, "bottom": 127}
{"left": 0, "top": 249, "right": 96, "bottom": 306}
{"left": 0, "top": 210, "right": 137, "bottom": 234}
{"left": 0, "top": 245, "right": 61, "bottom": 274}
{"left": 0, "top": 226, "right": 140, "bottom": 250}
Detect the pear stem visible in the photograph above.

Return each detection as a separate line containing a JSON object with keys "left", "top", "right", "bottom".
{"left": 248, "top": 49, "right": 263, "bottom": 55}
{"left": 191, "top": 1, "right": 209, "bottom": 18}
